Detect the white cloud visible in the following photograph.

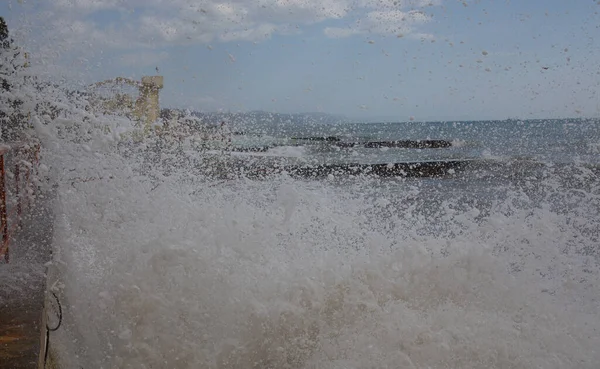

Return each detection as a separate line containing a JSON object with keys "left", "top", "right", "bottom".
{"left": 219, "top": 24, "right": 278, "bottom": 42}
{"left": 30, "top": 0, "right": 440, "bottom": 49}
{"left": 7, "top": 0, "right": 441, "bottom": 72}
{"left": 410, "top": 32, "right": 435, "bottom": 40}
{"left": 52, "top": 0, "right": 122, "bottom": 13}
{"left": 324, "top": 9, "right": 434, "bottom": 39}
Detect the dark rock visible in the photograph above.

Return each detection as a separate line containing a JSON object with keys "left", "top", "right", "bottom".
{"left": 245, "top": 160, "right": 474, "bottom": 179}
{"left": 335, "top": 140, "right": 453, "bottom": 149}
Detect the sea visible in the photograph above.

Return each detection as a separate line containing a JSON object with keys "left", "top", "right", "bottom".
{"left": 26, "top": 113, "right": 600, "bottom": 368}
{"left": 227, "top": 118, "right": 600, "bottom": 164}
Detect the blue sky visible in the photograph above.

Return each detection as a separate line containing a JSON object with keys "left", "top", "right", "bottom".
{"left": 2, "top": 0, "right": 600, "bottom": 121}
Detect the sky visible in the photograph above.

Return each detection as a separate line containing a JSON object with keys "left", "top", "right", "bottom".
{"left": 2, "top": 0, "right": 600, "bottom": 121}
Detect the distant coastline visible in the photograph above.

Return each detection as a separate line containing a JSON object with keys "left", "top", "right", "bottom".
{"left": 160, "top": 108, "right": 592, "bottom": 126}
{"left": 161, "top": 109, "right": 349, "bottom": 125}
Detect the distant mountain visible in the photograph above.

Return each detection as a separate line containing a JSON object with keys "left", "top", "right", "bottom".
{"left": 161, "top": 108, "right": 349, "bottom": 126}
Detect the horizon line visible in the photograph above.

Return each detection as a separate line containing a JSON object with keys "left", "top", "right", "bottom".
{"left": 161, "top": 108, "right": 598, "bottom": 124}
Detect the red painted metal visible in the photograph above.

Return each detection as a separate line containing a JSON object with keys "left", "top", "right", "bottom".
{"left": 0, "top": 153, "right": 8, "bottom": 262}
{"left": 0, "top": 142, "right": 40, "bottom": 263}
{"left": 15, "top": 160, "right": 21, "bottom": 228}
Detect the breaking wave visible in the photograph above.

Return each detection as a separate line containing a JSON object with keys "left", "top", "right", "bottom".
{"left": 3, "top": 65, "right": 597, "bottom": 368}
{"left": 41, "top": 124, "right": 600, "bottom": 368}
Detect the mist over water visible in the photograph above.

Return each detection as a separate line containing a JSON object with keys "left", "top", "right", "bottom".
{"left": 38, "top": 110, "right": 600, "bottom": 368}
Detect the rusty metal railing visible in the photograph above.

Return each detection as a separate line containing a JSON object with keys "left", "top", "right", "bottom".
{"left": 0, "top": 141, "right": 41, "bottom": 263}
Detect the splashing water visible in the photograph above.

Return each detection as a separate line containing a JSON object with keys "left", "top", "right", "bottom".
{"left": 40, "top": 123, "right": 600, "bottom": 368}
{"left": 2, "top": 52, "right": 598, "bottom": 367}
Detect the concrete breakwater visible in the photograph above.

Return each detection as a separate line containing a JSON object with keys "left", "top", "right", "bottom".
{"left": 228, "top": 139, "right": 454, "bottom": 153}
{"left": 243, "top": 159, "right": 475, "bottom": 179}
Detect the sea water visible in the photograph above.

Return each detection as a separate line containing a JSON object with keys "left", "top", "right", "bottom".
{"left": 229, "top": 118, "right": 600, "bottom": 165}
{"left": 36, "top": 109, "right": 600, "bottom": 368}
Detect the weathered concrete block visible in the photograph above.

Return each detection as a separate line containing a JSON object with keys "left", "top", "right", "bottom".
{"left": 141, "top": 75, "right": 164, "bottom": 89}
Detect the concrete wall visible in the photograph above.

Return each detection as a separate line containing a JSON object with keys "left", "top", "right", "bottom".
{"left": 135, "top": 75, "right": 163, "bottom": 130}
{"left": 89, "top": 75, "right": 163, "bottom": 132}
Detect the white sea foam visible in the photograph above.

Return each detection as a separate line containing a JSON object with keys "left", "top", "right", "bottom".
{"left": 41, "top": 127, "right": 600, "bottom": 368}
{"left": 5, "top": 69, "right": 598, "bottom": 368}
